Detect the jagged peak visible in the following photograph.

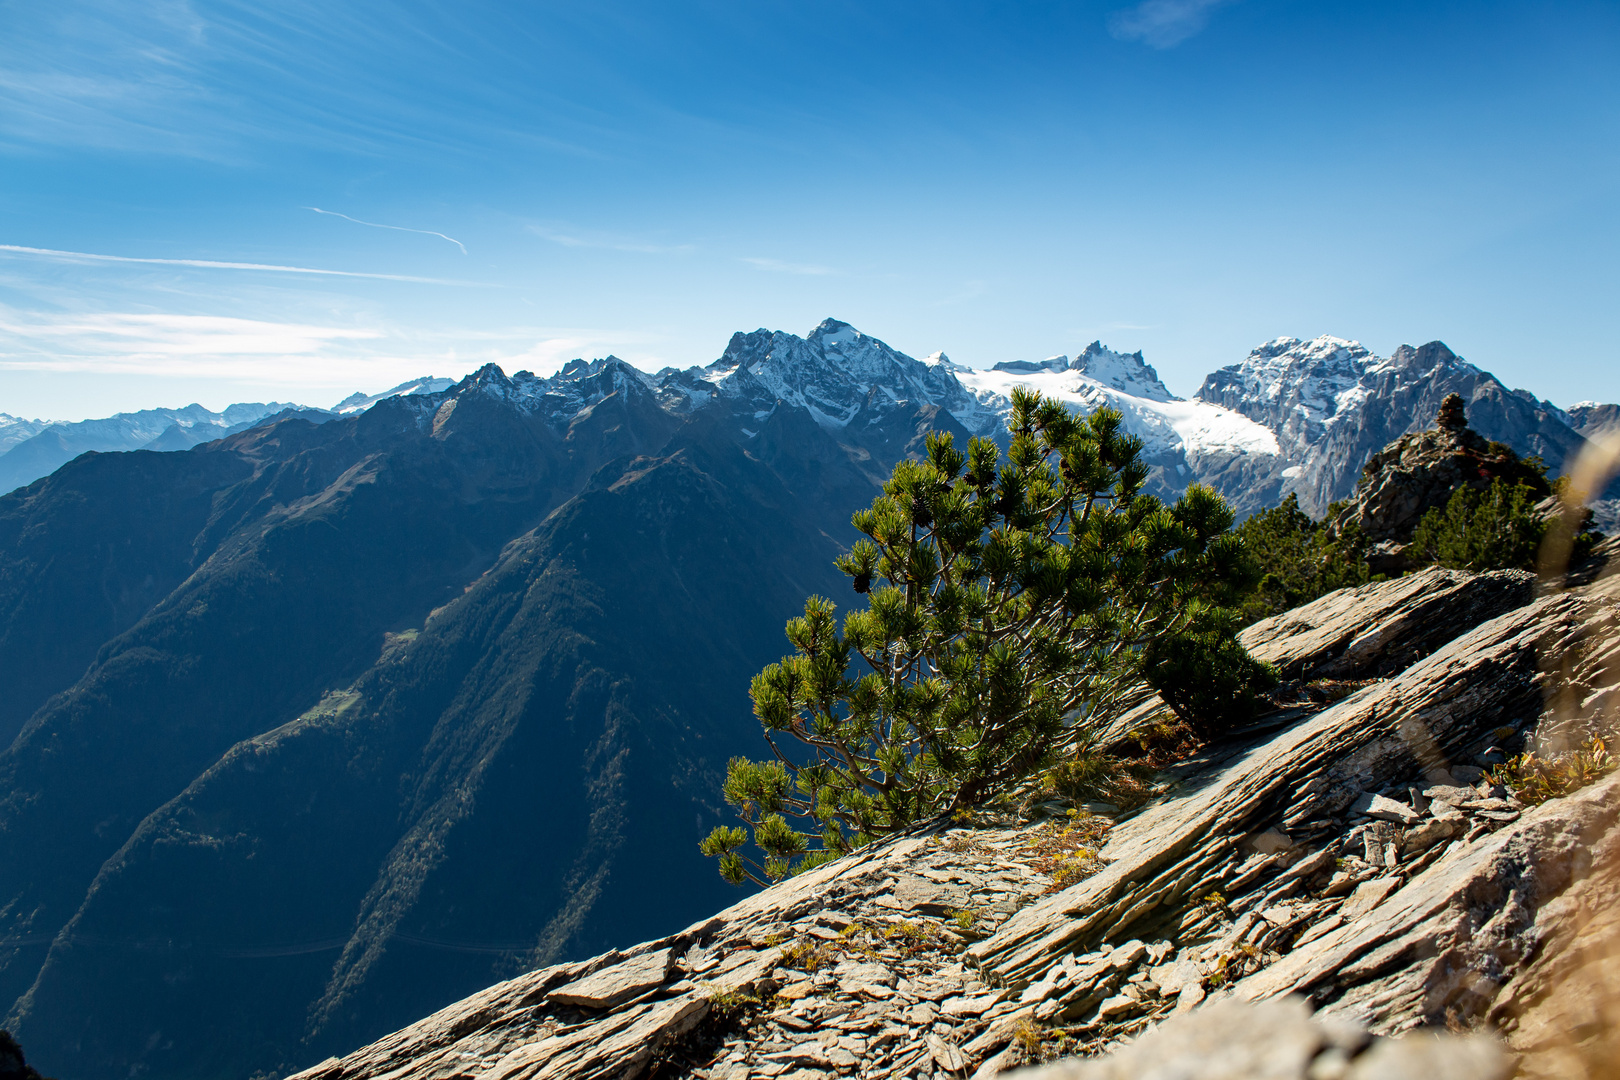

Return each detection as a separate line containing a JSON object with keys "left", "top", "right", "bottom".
{"left": 552, "top": 355, "right": 644, "bottom": 383}
{"left": 1244, "top": 334, "right": 1371, "bottom": 365}
{"left": 1389, "top": 340, "right": 1461, "bottom": 373}
{"left": 1069, "top": 341, "right": 1175, "bottom": 403}
{"left": 807, "top": 317, "right": 861, "bottom": 347}
{"left": 461, "top": 362, "right": 513, "bottom": 390}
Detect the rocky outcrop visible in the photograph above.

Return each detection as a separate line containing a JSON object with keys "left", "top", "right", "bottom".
{"left": 1330, "top": 393, "right": 1549, "bottom": 547}
{"left": 968, "top": 591, "right": 1599, "bottom": 987}
{"left": 287, "top": 558, "right": 1620, "bottom": 1080}
{"left": 1094, "top": 566, "right": 1535, "bottom": 747}
{"left": 1010, "top": 997, "right": 1510, "bottom": 1080}
{"left": 1236, "top": 566, "right": 1535, "bottom": 682}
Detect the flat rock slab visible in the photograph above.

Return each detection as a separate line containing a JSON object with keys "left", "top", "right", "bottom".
{"left": 1235, "top": 568, "right": 1534, "bottom": 683}
{"left": 1339, "top": 877, "right": 1401, "bottom": 920}
{"left": 548, "top": 948, "right": 674, "bottom": 1009}
{"left": 893, "top": 873, "right": 970, "bottom": 914}
{"left": 1093, "top": 569, "right": 1534, "bottom": 746}
{"left": 1007, "top": 997, "right": 1511, "bottom": 1080}
{"left": 834, "top": 959, "right": 897, "bottom": 997}
{"left": 1354, "top": 793, "right": 1421, "bottom": 825}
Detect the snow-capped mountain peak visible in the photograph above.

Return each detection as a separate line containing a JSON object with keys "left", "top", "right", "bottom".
{"left": 1070, "top": 341, "right": 1176, "bottom": 402}
{"left": 953, "top": 341, "right": 1282, "bottom": 506}
{"left": 312, "top": 321, "right": 1604, "bottom": 527}
{"left": 690, "top": 319, "right": 999, "bottom": 433}
{"left": 333, "top": 377, "right": 454, "bottom": 415}
{"left": 1197, "top": 335, "right": 1587, "bottom": 517}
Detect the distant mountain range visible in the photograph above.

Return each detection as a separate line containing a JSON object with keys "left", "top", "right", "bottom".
{"left": 0, "top": 319, "right": 1616, "bottom": 1080}
{"left": 1, "top": 328, "right": 1611, "bottom": 520}
{"left": 0, "top": 377, "right": 461, "bottom": 496}
{"left": 0, "top": 403, "right": 313, "bottom": 495}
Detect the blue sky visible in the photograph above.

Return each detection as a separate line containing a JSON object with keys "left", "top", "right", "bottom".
{"left": 1, "top": 0, "right": 1617, "bottom": 420}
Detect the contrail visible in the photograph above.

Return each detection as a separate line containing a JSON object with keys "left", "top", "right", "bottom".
{"left": 307, "top": 207, "right": 468, "bottom": 254}
{"left": 0, "top": 244, "right": 483, "bottom": 286}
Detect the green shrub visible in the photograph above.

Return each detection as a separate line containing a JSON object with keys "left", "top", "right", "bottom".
{"left": 1229, "top": 494, "right": 1371, "bottom": 624}
{"left": 1142, "top": 607, "right": 1278, "bottom": 737}
{"left": 701, "top": 390, "right": 1265, "bottom": 885}
{"left": 1409, "top": 479, "right": 1546, "bottom": 571}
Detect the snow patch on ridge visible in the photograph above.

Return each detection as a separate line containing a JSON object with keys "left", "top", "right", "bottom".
{"left": 953, "top": 360, "right": 1280, "bottom": 458}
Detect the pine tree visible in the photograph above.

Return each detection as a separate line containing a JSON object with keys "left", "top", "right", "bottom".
{"left": 701, "top": 390, "right": 1270, "bottom": 886}
{"left": 1230, "top": 494, "right": 1373, "bottom": 623}
{"left": 1409, "top": 478, "right": 1547, "bottom": 571}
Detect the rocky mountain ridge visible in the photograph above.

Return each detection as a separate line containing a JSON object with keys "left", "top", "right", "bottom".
{"left": 288, "top": 552, "right": 1620, "bottom": 1080}
{"left": 0, "top": 335, "right": 954, "bottom": 1080}
{"left": 636, "top": 321, "right": 1611, "bottom": 521}
{"left": 4, "top": 320, "right": 1611, "bottom": 525}
{"left": 0, "top": 400, "right": 319, "bottom": 495}
{"left": 1196, "top": 336, "right": 1591, "bottom": 518}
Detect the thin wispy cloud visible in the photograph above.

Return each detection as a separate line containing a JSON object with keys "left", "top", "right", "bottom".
{"left": 0, "top": 244, "right": 485, "bottom": 285}
{"left": 1108, "top": 0, "right": 1234, "bottom": 49}
{"left": 529, "top": 225, "right": 692, "bottom": 255}
{"left": 0, "top": 311, "right": 388, "bottom": 383}
{"left": 741, "top": 257, "right": 836, "bottom": 276}
{"left": 0, "top": 307, "right": 672, "bottom": 396}
{"left": 307, "top": 207, "right": 467, "bottom": 254}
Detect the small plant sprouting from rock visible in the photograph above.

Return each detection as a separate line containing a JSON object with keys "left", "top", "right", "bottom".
{"left": 701, "top": 987, "right": 761, "bottom": 1018}
{"left": 1491, "top": 735, "right": 1617, "bottom": 805}
{"left": 1036, "top": 749, "right": 1159, "bottom": 812}
{"left": 1025, "top": 808, "right": 1112, "bottom": 891}
{"left": 775, "top": 939, "right": 835, "bottom": 972}
{"left": 702, "top": 392, "right": 1268, "bottom": 885}
{"left": 1012, "top": 1016, "right": 1045, "bottom": 1058}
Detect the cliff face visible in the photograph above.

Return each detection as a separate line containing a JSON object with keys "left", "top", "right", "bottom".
{"left": 287, "top": 551, "right": 1620, "bottom": 1080}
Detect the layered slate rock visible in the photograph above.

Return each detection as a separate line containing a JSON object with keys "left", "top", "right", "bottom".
{"left": 1230, "top": 773, "right": 1620, "bottom": 1027}
{"left": 1096, "top": 567, "right": 1536, "bottom": 746}
{"left": 288, "top": 562, "right": 1620, "bottom": 1080}
{"left": 1009, "top": 997, "right": 1511, "bottom": 1080}
{"left": 968, "top": 590, "right": 1600, "bottom": 986}
{"left": 1236, "top": 567, "right": 1535, "bottom": 682}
